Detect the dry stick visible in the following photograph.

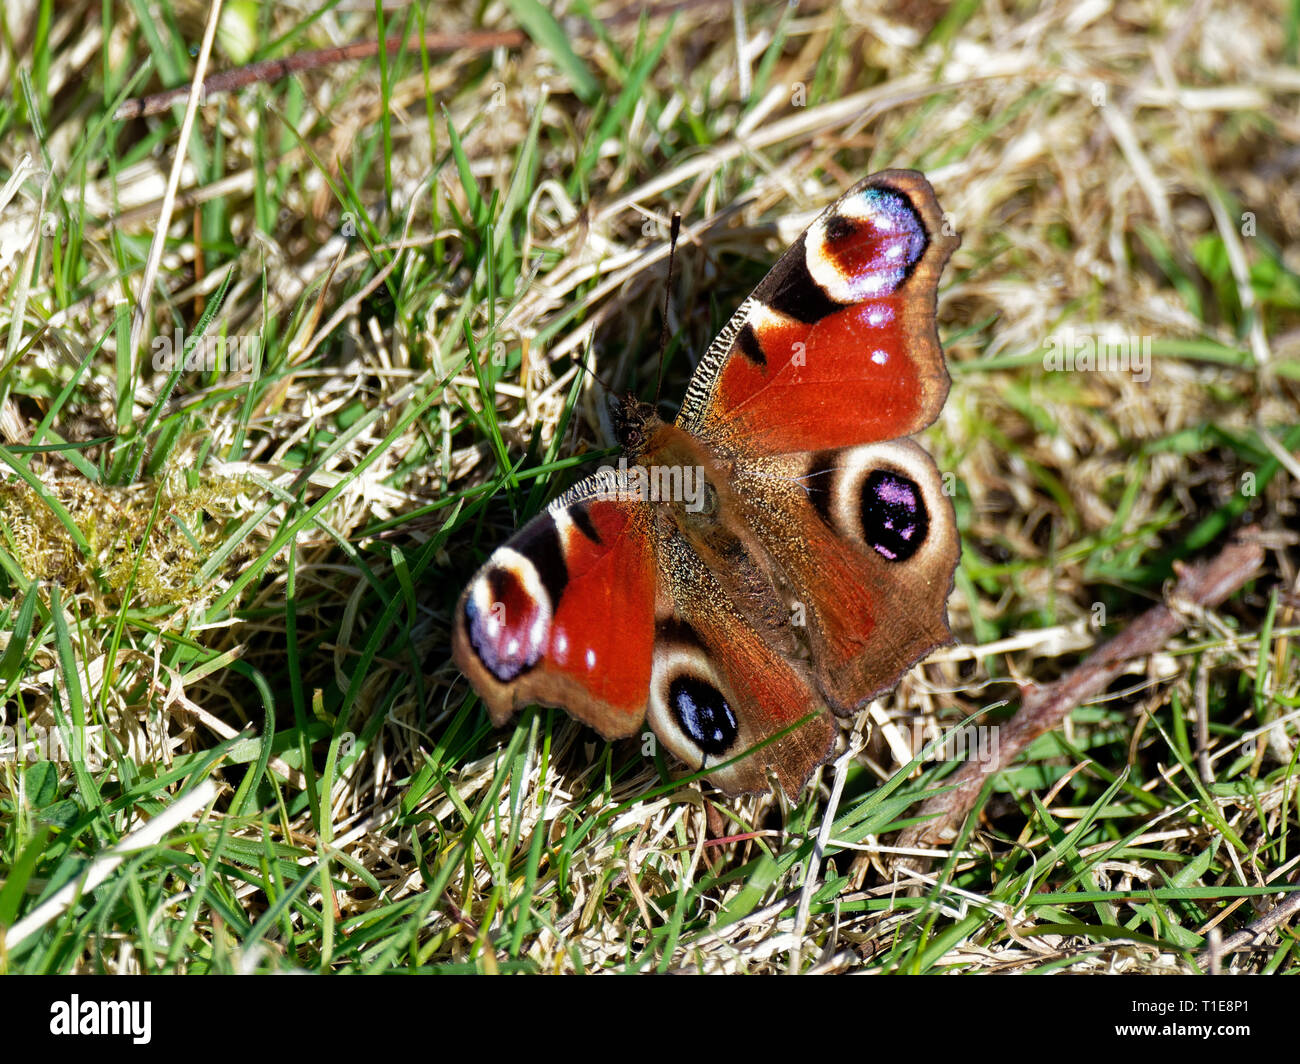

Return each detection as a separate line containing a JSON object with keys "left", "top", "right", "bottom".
{"left": 114, "top": 30, "right": 527, "bottom": 120}
{"left": 896, "top": 526, "right": 1266, "bottom": 866}
{"left": 1207, "top": 886, "right": 1300, "bottom": 959}
{"left": 113, "top": 0, "right": 736, "bottom": 121}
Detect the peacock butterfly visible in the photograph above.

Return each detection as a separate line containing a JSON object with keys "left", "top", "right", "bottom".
{"left": 453, "top": 170, "right": 960, "bottom": 795}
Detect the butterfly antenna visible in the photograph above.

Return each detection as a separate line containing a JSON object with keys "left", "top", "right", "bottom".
{"left": 575, "top": 341, "right": 619, "bottom": 399}
{"left": 654, "top": 211, "right": 683, "bottom": 407}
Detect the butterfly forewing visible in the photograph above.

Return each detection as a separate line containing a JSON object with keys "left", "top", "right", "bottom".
{"left": 677, "top": 170, "right": 956, "bottom": 455}
{"left": 453, "top": 482, "right": 658, "bottom": 739}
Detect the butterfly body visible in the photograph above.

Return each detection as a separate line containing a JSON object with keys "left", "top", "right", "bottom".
{"left": 454, "top": 170, "right": 960, "bottom": 794}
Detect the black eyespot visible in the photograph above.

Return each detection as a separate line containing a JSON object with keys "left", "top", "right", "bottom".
{"left": 668, "top": 675, "right": 738, "bottom": 756}
{"left": 861, "top": 469, "right": 928, "bottom": 562}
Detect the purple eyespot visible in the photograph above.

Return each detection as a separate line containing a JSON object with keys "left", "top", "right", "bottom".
{"left": 861, "top": 469, "right": 928, "bottom": 562}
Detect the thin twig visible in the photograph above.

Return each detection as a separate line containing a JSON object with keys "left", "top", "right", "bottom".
{"left": 1203, "top": 883, "right": 1300, "bottom": 960}
{"left": 896, "top": 526, "right": 1267, "bottom": 867}
{"left": 114, "top": 30, "right": 526, "bottom": 120}
{"left": 113, "top": 1, "right": 735, "bottom": 121}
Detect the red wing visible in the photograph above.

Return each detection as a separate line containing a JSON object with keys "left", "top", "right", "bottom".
{"left": 647, "top": 526, "right": 835, "bottom": 795}
{"left": 452, "top": 482, "right": 657, "bottom": 739}
{"left": 676, "top": 170, "right": 957, "bottom": 455}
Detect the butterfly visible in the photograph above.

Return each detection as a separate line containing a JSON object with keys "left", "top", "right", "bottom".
{"left": 452, "top": 170, "right": 960, "bottom": 795}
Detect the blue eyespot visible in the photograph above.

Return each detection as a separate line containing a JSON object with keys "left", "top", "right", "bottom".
{"left": 669, "top": 676, "right": 738, "bottom": 756}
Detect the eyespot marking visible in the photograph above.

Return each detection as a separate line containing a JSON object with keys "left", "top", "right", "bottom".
{"left": 464, "top": 551, "right": 552, "bottom": 681}
{"left": 668, "top": 675, "right": 738, "bottom": 757}
{"left": 861, "top": 469, "right": 928, "bottom": 562}
{"left": 807, "top": 186, "right": 929, "bottom": 302}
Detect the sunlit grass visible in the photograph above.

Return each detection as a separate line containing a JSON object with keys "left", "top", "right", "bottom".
{"left": 0, "top": 0, "right": 1296, "bottom": 973}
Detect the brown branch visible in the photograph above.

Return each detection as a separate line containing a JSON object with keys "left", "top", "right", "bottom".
{"left": 114, "top": 30, "right": 528, "bottom": 120}
{"left": 113, "top": 0, "right": 736, "bottom": 121}
{"left": 1204, "top": 882, "right": 1300, "bottom": 962}
{"left": 896, "top": 526, "right": 1266, "bottom": 868}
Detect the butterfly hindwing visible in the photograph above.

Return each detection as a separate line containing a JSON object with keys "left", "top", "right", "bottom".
{"left": 648, "top": 523, "right": 836, "bottom": 795}
{"left": 730, "top": 439, "right": 959, "bottom": 715}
